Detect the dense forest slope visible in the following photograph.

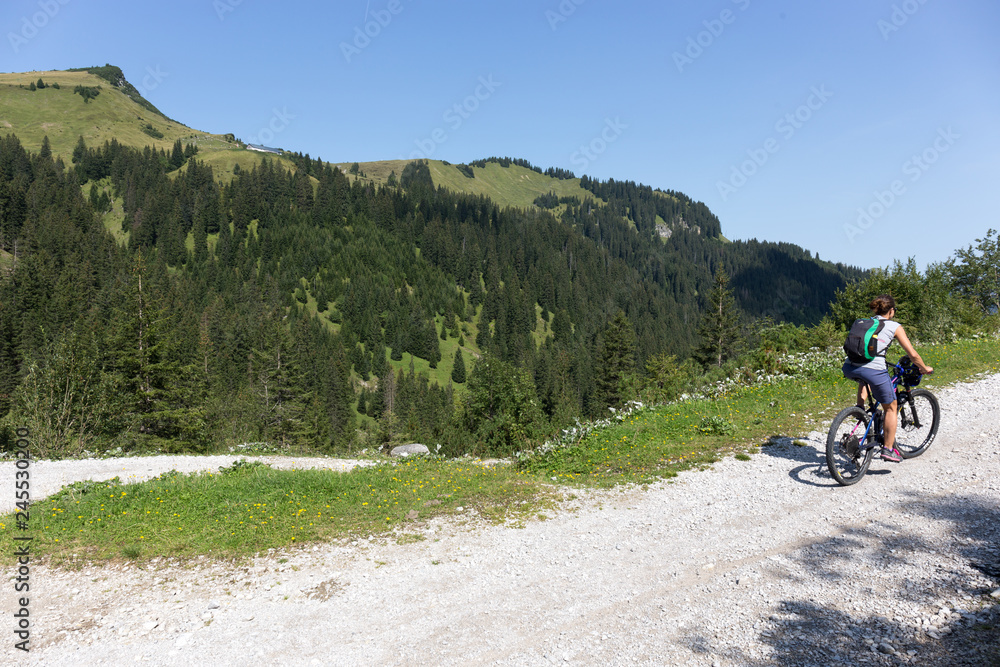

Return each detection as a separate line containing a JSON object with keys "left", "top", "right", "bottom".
{"left": 0, "top": 66, "right": 865, "bottom": 455}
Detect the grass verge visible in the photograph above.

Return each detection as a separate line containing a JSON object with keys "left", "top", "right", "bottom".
{"left": 3, "top": 336, "right": 998, "bottom": 564}
{"left": 518, "top": 337, "right": 1000, "bottom": 486}
{"left": 1, "top": 458, "right": 552, "bottom": 564}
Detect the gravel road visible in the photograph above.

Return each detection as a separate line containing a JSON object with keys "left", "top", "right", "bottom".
{"left": 3, "top": 374, "right": 999, "bottom": 666}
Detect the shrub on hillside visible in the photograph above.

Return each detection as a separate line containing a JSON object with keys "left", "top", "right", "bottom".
{"left": 74, "top": 85, "right": 101, "bottom": 103}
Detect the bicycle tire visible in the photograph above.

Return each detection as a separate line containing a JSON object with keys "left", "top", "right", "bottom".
{"left": 895, "top": 389, "right": 940, "bottom": 459}
{"left": 826, "top": 406, "right": 875, "bottom": 486}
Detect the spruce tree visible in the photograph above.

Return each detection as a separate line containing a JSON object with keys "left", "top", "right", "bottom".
{"left": 193, "top": 214, "right": 208, "bottom": 263}
{"left": 72, "top": 135, "right": 87, "bottom": 165}
{"left": 451, "top": 348, "right": 466, "bottom": 384}
{"left": 595, "top": 310, "right": 636, "bottom": 410}
{"left": 693, "top": 267, "right": 741, "bottom": 368}
{"left": 170, "top": 139, "right": 185, "bottom": 170}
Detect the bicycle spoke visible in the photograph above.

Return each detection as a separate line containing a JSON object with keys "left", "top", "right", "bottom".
{"left": 827, "top": 407, "right": 874, "bottom": 485}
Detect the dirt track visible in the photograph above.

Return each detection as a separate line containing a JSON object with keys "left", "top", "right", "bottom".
{"left": 3, "top": 374, "right": 999, "bottom": 666}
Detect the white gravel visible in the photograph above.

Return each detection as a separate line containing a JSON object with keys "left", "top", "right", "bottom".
{"left": 2, "top": 373, "right": 999, "bottom": 666}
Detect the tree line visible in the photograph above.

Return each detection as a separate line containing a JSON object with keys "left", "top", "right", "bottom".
{"left": 4, "top": 134, "right": 968, "bottom": 460}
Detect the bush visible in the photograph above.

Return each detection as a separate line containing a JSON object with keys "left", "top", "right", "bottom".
{"left": 73, "top": 85, "right": 101, "bottom": 103}
{"left": 141, "top": 123, "right": 164, "bottom": 139}
{"left": 698, "top": 415, "right": 736, "bottom": 436}
{"left": 461, "top": 354, "right": 546, "bottom": 457}
{"left": 829, "top": 258, "right": 985, "bottom": 343}
{"left": 639, "top": 352, "right": 694, "bottom": 404}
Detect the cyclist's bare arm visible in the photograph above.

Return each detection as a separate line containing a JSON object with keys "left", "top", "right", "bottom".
{"left": 895, "top": 325, "right": 933, "bottom": 374}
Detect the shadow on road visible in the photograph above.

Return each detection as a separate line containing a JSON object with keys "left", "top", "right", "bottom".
{"left": 758, "top": 436, "right": 902, "bottom": 489}
{"left": 683, "top": 492, "right": 1000, "bottom": 665}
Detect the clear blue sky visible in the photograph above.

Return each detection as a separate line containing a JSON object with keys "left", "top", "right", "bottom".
{"left": 4, "top": 0, "right": 998, "bottom": 270}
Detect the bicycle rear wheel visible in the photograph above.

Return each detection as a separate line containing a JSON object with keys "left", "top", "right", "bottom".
{"left": 896, "top": 389, "right": 940, "bottom": 459}
{"left": 826, "top": 406, "right": 875, "bottom": 486}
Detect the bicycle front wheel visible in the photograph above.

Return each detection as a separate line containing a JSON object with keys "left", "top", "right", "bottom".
{"left": 896, "top": 389, "right": 940, "bottom": 459}
{"left": 826, "top": 406, "right": 875, "bottom": 486}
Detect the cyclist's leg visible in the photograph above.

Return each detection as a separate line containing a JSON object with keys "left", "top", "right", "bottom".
{"left": 883, "top": 399, "right": 898, "bottom": 450}
{"left": 856, "top": 382, "right": 868, "bottom": 408}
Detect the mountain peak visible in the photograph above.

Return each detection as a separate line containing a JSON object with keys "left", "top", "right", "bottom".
{"left": 66, "top": 64, "right": 169, "bottom": 120}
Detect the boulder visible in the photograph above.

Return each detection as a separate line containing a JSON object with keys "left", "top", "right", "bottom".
{"left": 390, "top": 443, "right": 430, "bottom": 457}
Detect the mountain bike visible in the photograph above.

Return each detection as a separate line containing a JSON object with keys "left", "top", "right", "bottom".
{"left": 826, "top": 356, "right": 940, "bottom": 486}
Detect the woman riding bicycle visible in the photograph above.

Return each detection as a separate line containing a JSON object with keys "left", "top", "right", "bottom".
{"left": 842, "top": 295, "right": 933, "bottom": 462}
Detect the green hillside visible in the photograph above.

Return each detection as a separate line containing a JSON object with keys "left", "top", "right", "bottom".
{"left": 0, "top": 70, "right": 208, "bottom": 156}
{"left": 337, "top": 159, "right": 595, "bottom": 211}
{"left": 0, "top": 68, "right": 301, "bottom": 177}
{"left": 429, "top": 161, "right": 594, "bottom": 209}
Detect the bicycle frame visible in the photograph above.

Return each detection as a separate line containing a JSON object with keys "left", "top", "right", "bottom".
{"left": 852, "top": 362, "right": 909, "bottom": 449}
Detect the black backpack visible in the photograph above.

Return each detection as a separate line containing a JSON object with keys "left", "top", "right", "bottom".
{"left": 843, "top": 317, "right": 886, "bottom": 364}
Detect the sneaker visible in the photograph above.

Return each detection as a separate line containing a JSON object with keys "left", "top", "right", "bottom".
{"left": 880, "top": 447, "right": 902, "bottom": 462}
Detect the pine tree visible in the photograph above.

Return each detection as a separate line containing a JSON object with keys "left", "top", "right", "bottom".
{"left": 552, "top": 309, "right": 572, "bottom": 343}
{"left": 72, "top": 135, "right": 87, "bottom": 165}
{"left": 170, "top": 139, "right": 185, "bottom": 170}
{"left": 451, "top": 348, "right": 466, "bottom": 384}
{"left": 595, "top": 310, "right": 636, "bottom": 410}
{"left": 250, "top": 325, "right": 309, "bottom": 449}
{"left": 193, "top": 213, "right": 208, "bottom": 263}
{"left": 693, "top": 267, "right": 741, "bottom": 368}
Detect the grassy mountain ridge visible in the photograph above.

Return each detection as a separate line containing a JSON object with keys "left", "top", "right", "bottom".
{"left": 0, "top": 68, "right": 303, "bottom": 177}
{"left": 66, "top": 64, "right": 172, "bottom": 120}
{"left": 336, "top": 159, "right": 596, "bottom": 211}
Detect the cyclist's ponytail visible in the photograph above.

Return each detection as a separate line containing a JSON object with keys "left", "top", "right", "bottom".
{"left": 868, "top": 294, "right": 896, "bottom": 316}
